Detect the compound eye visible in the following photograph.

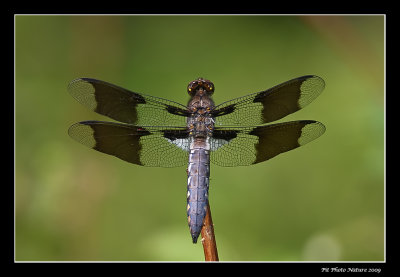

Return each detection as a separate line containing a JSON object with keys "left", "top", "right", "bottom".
{"left": 187, "top": 81, "right": 198, "bottom": 95}
{"left": 204, "top": 82, "right": 214, "bottom": 94}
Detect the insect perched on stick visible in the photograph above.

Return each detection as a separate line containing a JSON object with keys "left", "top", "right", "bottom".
{"left": 68, "top": 76, "right": 325, "bottom": 260}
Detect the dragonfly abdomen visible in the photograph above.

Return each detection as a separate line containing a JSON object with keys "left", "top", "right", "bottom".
{"left": 187, "top": 144, "right": 210, "bottom": 244}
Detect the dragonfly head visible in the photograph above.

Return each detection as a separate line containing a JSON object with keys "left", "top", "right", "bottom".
{"left": 187, "top": 78, "right": 214, "bottom": 96}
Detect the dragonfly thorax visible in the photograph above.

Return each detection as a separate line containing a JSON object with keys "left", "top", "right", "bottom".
{"left": 187, "top": 113, "right": 214, "bottom": 138}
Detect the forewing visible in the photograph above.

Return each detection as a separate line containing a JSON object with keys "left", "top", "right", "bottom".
{"left": 68, "top": 78, "right": 189, "bottom": 126}
{"left": 212, "top": 75, "right": 325, "bottom": 126}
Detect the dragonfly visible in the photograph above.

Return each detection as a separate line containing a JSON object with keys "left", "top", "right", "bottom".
{"left": 68, "top": 75, "right": 325, "bottom": 243}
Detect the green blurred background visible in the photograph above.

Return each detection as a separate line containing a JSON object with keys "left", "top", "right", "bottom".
{"left": 15, "top": 15, "right": 384, "bottom": 261}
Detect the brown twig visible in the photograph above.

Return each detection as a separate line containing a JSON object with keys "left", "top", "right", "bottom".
{"left": 200, "top": 202, "right": 219, "bottom": 261}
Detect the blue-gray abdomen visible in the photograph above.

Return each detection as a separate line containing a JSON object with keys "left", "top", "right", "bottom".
{"left": 187, "top": 145, "right": 210, "bottom": 243}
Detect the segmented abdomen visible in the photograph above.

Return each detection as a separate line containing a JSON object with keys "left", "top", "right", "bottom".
{"left": 187, "top": 145, "right": 210, "bottom": 243}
